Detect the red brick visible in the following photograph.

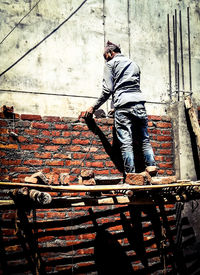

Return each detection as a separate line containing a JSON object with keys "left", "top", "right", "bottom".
{"left": 148, "top": 115, "right": 162, "bottom": 121}
{"left": 0, "top": 152, "right": 6, "bottom": 157}
{"left": 0, "top": 128, "right": 8, "bottom": 134}
{"left": 156, "top": 122, "right": 172, "bottom": 128}
{"left": 21, "top": 114, "right": 42, "bottom": 121}
{"left": 73, "top": 153, "right": 90, "bottom": 159}
{"left": 0, "top": 136, "right": 8, "bottom": 142}
{"left": 72, "top": 139, "right": 90, "bottom": 145}
{"left": 1, "top": 159, "right": 21, "bottom": 165}
{"left": 161, "top": 142, "right": 173, "bottom": 148}
{"left": 95, "top": 170, "right": 109, "bottom": 175}
{"left": 53, "top": 153, "right": 71, "bottom": 159}
{"left": 159, "top": 149, "right": 172, "bottom": 155}
{"left": 52, "top": 138, "right": 71, "bottom": 144}
{"left": 83, "top": 146, "right": 99, "bottom": 152}
{"left": 105, "top": 161, "right": 114, "bottom": 167}
{"left": 73, "top": 125, "right": 88, "bottom": 131}
{"left": 45, "top": 160, "right": 64, "bottom": 166}
{"left": 79, "top": 233, "right": 96, "bottom": 240}
{"left": 93, "top": 154, "right": 109, "bottom": 160}
{"left": 155, "top": 156, "right": 165, "bottom": 161}
{"left": 18, "top": 136, "right": 29, "bottom": 143}
{"left": 67, "top": 145, "right": 81, "bottom": 151}
{"left": 162, "top": 130, "right": 172, "bottom": 135}
{"left": 63, "top": 131, "right": 80, "bottom": 137}
{"left": 24, "top": 129, "right": 39, "bottom": 135}
{"left": 38, "top": 236, "right": 55, "bottom": 242}
{"left": 151, "top": 142, "right": 160, "bottom": 148}
{"left": 167, "top": 170, "right": 174, "bottom": 175}
{"left": 148, "top": 121, "right": 153, "bottom": 127}
{"left": 52, "top": 168, "right": 70, "bottom": 174}
{"left": 46, "top": 212, "right": 66, "bottom": 218}
{"left": 34, "top": 152, "right": 51, "bottom": 159}
{"left": 43, "top": 116, "right": 61, "bottom": 122}
{"left": 54, "top": 124, "right": 68, "bottom": 130}
{"left": 66, "top": 160, "right": 82, "bottom": 166}
{"left": 24, "top": 159, "right": 43, "bottom": 165}
{"left": 157, "top": 136, "right": 172, "bottom": 141}
{"left": 0, "top": 143, "right": 18, "bottom": 149}
{"left": 81, "top": 131, "right": 93, "bottom": 138}
{"left": 148, "top": 129, "right": 161, "bottom": 135}
{"left": 158, "top": 163, "right": 173, "bottom": 169}
{"left": 110, "top": 169, "right": 121, "bottom": 174}
{"left": 21, "top": 144, "right": 40, "bottom": 150}
{"left": 157, "top": 170, "right": 165, "bottom": 175}
{"left": 0, "top": 120, "right": 7, "bottom": 126}
{"left": 33, "top": 138, "right": 50, "bottom": 144}
{"left": 85, "top": 161, "right": 104, "bottom": 168}
{"left": 10, "top": 167, "right": 30, "bottom": 172}
{"left": 31, "top": 122, "right": 49, "bottom": 129}
{"left": 44, "top": 145, "right": 60, "bottom": 151}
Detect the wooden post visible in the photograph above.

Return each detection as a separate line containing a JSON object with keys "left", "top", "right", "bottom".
{"left": 185, "top": 96, "right": 200, "bottom": 163}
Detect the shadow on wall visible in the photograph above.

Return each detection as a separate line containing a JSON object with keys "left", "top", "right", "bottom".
{"left": 85, "top": 117, "right": 145, "bottom": 174}
{"left": 0, "top": 202, "right": 185, "bottom": 275}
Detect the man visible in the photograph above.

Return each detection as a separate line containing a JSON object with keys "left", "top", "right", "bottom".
{"left": 85, "top": 41, "right": 157, "bottom": 177}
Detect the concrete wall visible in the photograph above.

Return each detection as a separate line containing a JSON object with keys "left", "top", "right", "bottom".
{"left": 0, "top": 0, "right": 199, "bottom": 117}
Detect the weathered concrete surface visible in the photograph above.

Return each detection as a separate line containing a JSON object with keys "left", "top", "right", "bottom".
{"left": 0, "top": 0, "right": 200, "bottom": 117}
{"left": 168, "top": 101, "right": 197, "bottom": 180}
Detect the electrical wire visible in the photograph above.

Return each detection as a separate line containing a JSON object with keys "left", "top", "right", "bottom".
{"left": 0, "top": 0, "right": 42, "bottom": 45}
{"left": 0, "top": 89, "right": 167, "bottom": 105}
{"left": 0, "top": 0, "right": 88, "bottom": 78}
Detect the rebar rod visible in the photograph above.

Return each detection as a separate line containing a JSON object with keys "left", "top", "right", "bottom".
{"left": 179, "top": 10, "right": 185, "bottom": 95}
{"left": 167, "top": 14, "right": 172, "bottom": 99}
{"left": 187, "top": 7, "right": 192, "bottom": 93}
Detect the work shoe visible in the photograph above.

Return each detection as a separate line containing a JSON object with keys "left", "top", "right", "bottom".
{"left": 146, "top": 166, "right": 158, "bottom": 177}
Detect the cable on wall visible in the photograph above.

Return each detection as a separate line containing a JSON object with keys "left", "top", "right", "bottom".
{"left": 0, "top": 0, "right": 88, "bottom": 78}
{"left": 0, "top": 0, "right": 42, "bottom": 45}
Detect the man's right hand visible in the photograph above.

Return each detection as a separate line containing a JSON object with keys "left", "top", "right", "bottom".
{"left": 85, "top": 106, "right": 94, "bottom": 118}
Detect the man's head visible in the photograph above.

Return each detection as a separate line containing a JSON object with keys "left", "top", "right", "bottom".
{"left": 103, "top": 41, "right": 121, "bottom": 62}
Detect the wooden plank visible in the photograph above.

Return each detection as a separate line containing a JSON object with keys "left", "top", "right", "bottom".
{"left": 1, "top": 181, "right": 200, "bottom": 192}
{"left": 185, "top": 96, "right": 200, "bottom": 148}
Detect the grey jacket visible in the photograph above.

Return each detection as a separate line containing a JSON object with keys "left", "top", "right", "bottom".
{"left": 93, "top": 54, "right": 145, "bottom": 110}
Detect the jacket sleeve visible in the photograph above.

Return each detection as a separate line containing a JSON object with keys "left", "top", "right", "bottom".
{"left": 92, "top": 62, "right": 113, "bottom": 110}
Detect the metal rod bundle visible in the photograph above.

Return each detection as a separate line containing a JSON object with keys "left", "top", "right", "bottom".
{"left": 167, "top": 7, "right": 193, "bottom": 101}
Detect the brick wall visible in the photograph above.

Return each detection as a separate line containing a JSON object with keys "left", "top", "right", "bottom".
{"left": 0, "top": 113, "right": 174, "bottom": 183}
{"left": 0, "top": 112, "right": 176, "bottom": 274}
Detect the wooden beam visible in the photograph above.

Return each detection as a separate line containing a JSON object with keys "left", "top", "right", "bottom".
{"left": 185, "top": 96, "right": 200, "bottom": 149}
{"left": 1, "top": 181, "right": 200, "bottom": 192}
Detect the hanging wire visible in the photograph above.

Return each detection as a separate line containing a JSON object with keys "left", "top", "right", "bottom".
{"left": 0, "top": 0, "right": 88, "bottom": 78}
{"left": 0, "top": 0, "right": 42, "bottom": 45}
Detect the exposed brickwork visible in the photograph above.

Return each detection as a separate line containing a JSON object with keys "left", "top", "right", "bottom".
{"left": 0, "top": 112, "right": 176, "bottom": 274}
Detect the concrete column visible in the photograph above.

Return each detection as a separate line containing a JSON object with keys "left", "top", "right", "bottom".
{"left": 168, "top": 101, "right": 197, "bottom": 180}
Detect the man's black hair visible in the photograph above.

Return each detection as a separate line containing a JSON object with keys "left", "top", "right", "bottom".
{"left": 104, "top": 41, "right": 121, "bottom": 56}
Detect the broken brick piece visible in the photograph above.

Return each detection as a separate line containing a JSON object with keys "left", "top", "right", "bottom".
{"left": 140, "top": 171, "right": 152, "bottom": 184}
{"left": 150, "top": 176, "right": 177, "bottom": 185}
{"left": 81, "top": 169, "right": 94, "bottom": 179}
{"left": 59, "top": 173, "right": 70, "bottom": 185}
{"left": 24, "top": 171, "right": 49, "bottom": 185}
{"left": 125, "top": 173, "right": 145, "bottom": 185}
{"left": 24, "top": 176, "right": 38, "bottom": 184}
{"left": 82, "top": 178, "right": 96, "bottom": 186}
{"left": 146, "top": 166, "right": 158, "bottom": 176}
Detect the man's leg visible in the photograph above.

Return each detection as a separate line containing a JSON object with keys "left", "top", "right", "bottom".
{"left": 115, "top": 109, "right": 135, "bottom": 173}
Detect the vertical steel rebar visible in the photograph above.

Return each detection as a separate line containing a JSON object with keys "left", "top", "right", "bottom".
{"left": 173, "top": 14, "right": 178, "bottom": 98}
{"left": 167, "top": 14, "right": 172, "bottom": 99}
{"left": 179, "top": 10, "right": 185, "bottom": 95}
{"left": 187, "top": 7, "right": 192, "bottom": 94}
{"left": 175, "top": 9, "right": 178, "bottom": 97}
{"left": 177, "top": 62, "right": 180, "bottom": 101}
